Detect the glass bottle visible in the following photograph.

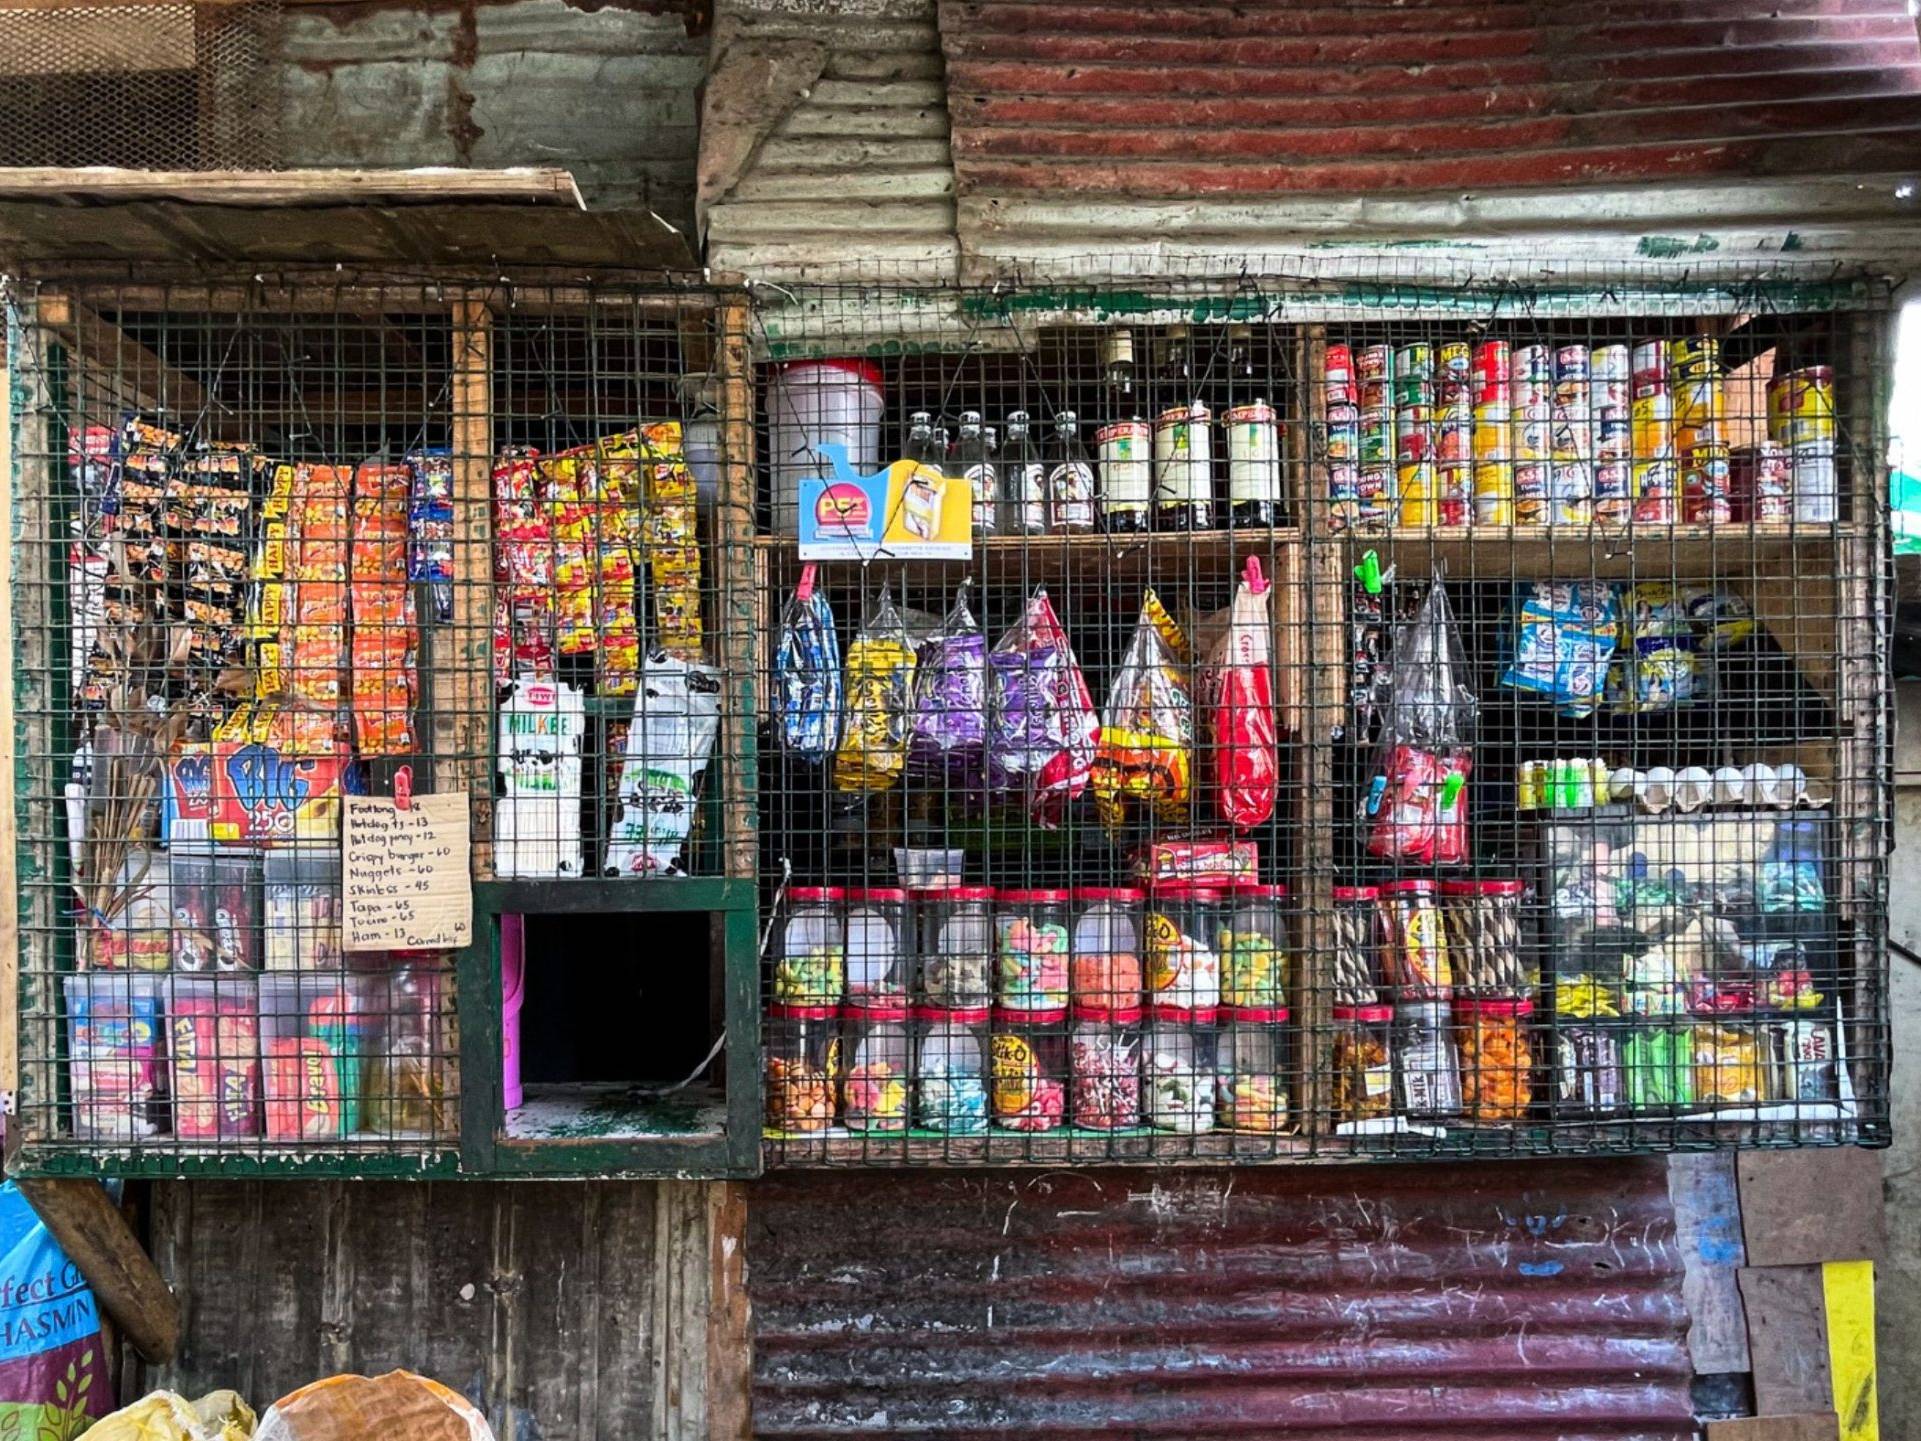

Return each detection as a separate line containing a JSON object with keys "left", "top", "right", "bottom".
{"left": 956, "top": 413, "right": 998, "bottom": 535}
{"left": 904, "top": 410, "right": 937, "bottom": 467}
{"left": 1001, "top": 410, "right": 1047, "bottom": 534}
{"left": 1048, "top": 411, "right": 1098, "bottom": 534}
{"left": 1099, "top": 418, "right": 1153, "bottom": 534}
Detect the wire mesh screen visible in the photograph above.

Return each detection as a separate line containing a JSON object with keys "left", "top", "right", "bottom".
{"left": 0, "top": 2, "right": 280, "bottom": 169}
{"left": 749, "top": 269, "right": 1892, "bottom": 1166}
{"left": 6, "top": 273, "right": 754, "bottom": 1173}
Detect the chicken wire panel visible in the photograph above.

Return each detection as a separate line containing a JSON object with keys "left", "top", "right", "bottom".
{"left": 7, "top": 277, "right": 469, "bottom": 1172}
{"left": 747, "top": 270, "right": 1891, "bottom": 1168}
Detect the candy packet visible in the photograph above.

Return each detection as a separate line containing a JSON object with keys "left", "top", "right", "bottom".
{"left": 1092, "top": 587, "right": 1192, "bottom": 831}
{"left": 1499, "top": 581, "right": 1619, "bottom": 718}
{"left": 772, "top": 565, "right": 841, "bottom": 764}
{"left": 604, "top": 652, "right": 722, "bottom": 875}
{"left": 988, "top": 587, "right": 1098, "bottom": 828}
{"left": 833, "top": 584, "right": 916, "bottom": 794}
{"left": 1198, "top": 558, "right": 1278, "bottom": 831}
{"left": 1608, "top": 582, "right": 1699, "bottom": 714}
{"left": 908, "top": 580, "right": 988, "bottom": 793}
{"left": 1362, "top": 580, "right": 1475, "bottom": 864}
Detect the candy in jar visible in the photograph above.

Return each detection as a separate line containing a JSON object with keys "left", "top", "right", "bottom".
{"left": 1456, "top": 998, "right": 1533, "bottom": 1122}
{"left": 916, "top": 1005, "right": 990, "bottom": 1134}
{"left": 844, "top": 887, "right": 908, "bottom": 1003}
{"left": 1143, "top": 1005, "right": 1217, "bottom": 1134}
{"left": 991, "top": 1007, "right": 1067, "bottom": 1132}
{"left": 1331, "top": 886, "right": 1383, "bottom": 1005}
{"left": 1378, "top": 879, "right": 1454, "bottom": 999}
{"left": 1070, "top": 887, "right": 1144, "bottom": 1008}
{"left": 1216, "top": 1005, "right": 1289, "bottom": 1133}
{"left": 916, "top": 885, "right": 995, "bottom": 1008}
{"left": 765, "top": 1004, "right": 839, "bottom": 1133}
{"left": 1145, "top": 885, "right": 1223, "bottom": 1009}
{"left": 1440, "top": 879, "right": 1527, "bottom": 997}
{"left": 995, "top": 889, "right": 1071, "bottom": 1010}
{"left": 841, "top": 1003, "right": 911, "bottom": 1132}
{"left": 1219, "top": 881, "right": 1289, "bottom": 1008}
{"left": 774, "top": 887, "right": 845, "bottom": 1005}
{"left": 1069, "top": 1003, "right": 1142, "bottom": 1130}
{"left": 1332, "top": 1003, "right": 1394, "bottom": 1123}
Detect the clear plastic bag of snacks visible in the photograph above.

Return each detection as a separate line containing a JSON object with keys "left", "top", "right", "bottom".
{"left": 773, "top": 566, "right": 841, "bottom": 763}
{"left": 834, "top": 584, "right": 917, "bottom": 793}
{"left": 1092, "top": 588, "right": 1192, "bottom": 831}
{"left": 987, "top": 587, "right": 1097, "bottom": 828}
{"left": 908, "top": 580, "right": 988, "bottom": 792}
{"left": 1363, "top": 581, "right": 1475, "bottom": 863}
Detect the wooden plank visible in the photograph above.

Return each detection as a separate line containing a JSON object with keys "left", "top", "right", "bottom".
{"left": 443, "top": 294, "right": 495, "bottom": 883}
{"left": 707, "top": 1181, "right": 751, "bottom": 1441}
{"left": 715, "top": 297, "right": 759, "bottom": 882}
{"left": 0, "top": 340, "right": 14, "bottom": 1115}
{"left": 592, "top": 1183, "right": 662, "bottom": 1440}
{"left": 1707, "top": 1418, "right": 1841, "bottom": 1441}
{"left": 1824, "top": 1260, "right": 1878, "bottom": 1441}
{"left": 16, "top": 1177, "right": 180, "bottom": 1364}
{"left": 1669, "top": 1152, "right": 1752, "bottom": 1374}
{"left": 1738, "top": 1149, "right": 1887, "bottom": 1267}
{"left": 37, "top": 292, "right": 207, "bottom": 416}
{"left": 1741, "top": 1264, "right": 1836, "bottom": 1417}
{"left": 0, "top": 166, "right": 585, "bottom": 208}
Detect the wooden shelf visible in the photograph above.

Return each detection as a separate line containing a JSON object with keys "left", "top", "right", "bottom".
{"left": 753, "top": 527, "right": 1303, "bottom": 583}
{"left": 769, "top": 1130, "right": 1318, "bottom": 1167}
{"left": 1340, "top": 522, "right": 1856, "bottom": 580}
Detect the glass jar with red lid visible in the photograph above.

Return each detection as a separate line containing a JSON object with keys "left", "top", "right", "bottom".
{"left": 915, "top": 885, "right": 996, "bottom": 1008}
{"left": 991, "top": 1005, "right": 1067, "bottom": 1131}
{"left": 1070, "top": 886, "right": 1144, "bottom": 1008}
{"left": 1145, "top": 884, "right": 1223, "bottom": 1009}
{"left": 774, "top": 886, "right": 845, "bottom": 1005}
{"left": 1331, "top": 1001, "right": 1394, "bottom": 1124}
{"left": 1143, "top": 1003, "right": 1218, "bottom": 1133}
{"left": 1217, "top": 1005, "right": 1291, "bottom": 1133}
{"left": 765, "top": 1002, "right": 838, "bottom": 1133}
{"left": 915, "top": 1004, "right": 990, "bottom": 1133}
{"left": 1220, "top": 881, "right": 1290, "bottom": 1008}
{"left": 1457, "top": 996, "right": 1535, "bottom": 1122}
{"left": 1331, "top": 885, "right": 1383, "bottom": 1005}
{"left": 844, "top": 887, "right": 909, "bottom": 1003}
{"left": 1069, "top": 1003, "right": 1142, "bottom": 1130}
{"left": 841, "top": 1001, "right": 911, "bottom": 1131}
{"left": 995, "top": 889, "right": 1071, "bottom": 1011}
{"left": 1440, "top": 878, "right": 1529, "bottom": 998}
{"left": 1377, "top": 878, "right": 1452, "bottom": 999}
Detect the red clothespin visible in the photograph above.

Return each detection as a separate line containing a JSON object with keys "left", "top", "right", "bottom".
{"left": 394, "top": 764, "right": 414, "bottom": 812}
{"left": 1243, "top": 555, "right": 1268, "bottom": 596}
{"left": 796, "top": 563, "right": 818, "bottom": 603}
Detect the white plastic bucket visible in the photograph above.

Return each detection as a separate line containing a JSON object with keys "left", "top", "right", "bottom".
{"left": 766, "top": 359, "right": 884, "bottom": 530}
{"left": 682, "top": 414, "right": 722, "bottom": 515}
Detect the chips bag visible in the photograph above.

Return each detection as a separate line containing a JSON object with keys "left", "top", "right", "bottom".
{"left": 1092, "top": 588, "right": 1192, "bottom": 831}
{"left": 772, "top": 565, "right": 841, "bottom": 763}
{"left": 1199, "top": 558, "right": 1278, "bottom": 831}
{"left": 1500, "top": 581, "right": 1619, "bottom": 718}
{"left": 909, "top": 580, "right": 988, "bottom": 793}
{"left": 1363, "top": 580, "right": 1475, "bottom": 864}
{"left": 833, "top": 585, "right": 916, "bottom": 793}
{"left": 988, "top": 587, "right": 1098, "bottom": 829}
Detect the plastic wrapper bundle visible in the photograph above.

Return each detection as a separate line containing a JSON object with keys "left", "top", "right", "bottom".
{"left": 1500, "top": 581, "right": 1619, "bottom": 719}
{"left": 256, "top": 1371, "right": 494, "bottom": 1441}
{"left": 347, "top": 461, "right": 418, "bottom": 756}
{"left": 1092, "top": 588, "right": 1191, "bottom": 830}
{"left": 637, "top": 421, "right": 704, "bottom": 664}
{"left": 1199, "top": 558, "right": 1279, "bottom": 831}
{"left": 491, "top": 449, "right": 555, "bottom": 682}
{"left": 90, "top": 1390, "right": 256, "bottom": 1441}
{"left": 988, "top": 587, "right": 1098, "bottom": 828}
{"left": 1607, "top": 583, "right": 1755, "bottom": 715}
{"left": 772, "top": 567, "right": 841, "bottom": 763}
{"left": 1363, "top": 580, "right": 1476, "bottom": 864}
{"left": 605, "top": 654, "right": 722, "bottom": 875}
{"left": 833, "top": 586, "right": 916, "bottom": 793}
{"left": 908, "top": 581, "right": 988, "bottom": 794}
{"left": 404, "top": 449, "right": 454, "bottom": 622}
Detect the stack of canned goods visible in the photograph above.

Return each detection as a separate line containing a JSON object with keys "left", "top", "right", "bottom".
{"left": 1322, "top": 337, "right": 1836, "bottom": 530}
{"left": 1093, "top": 401, "right": 1285, "bottom": 533}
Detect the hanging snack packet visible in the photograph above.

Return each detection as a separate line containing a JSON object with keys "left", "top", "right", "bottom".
{"left": 773, "top": 565, "right": 842, "bottom": 764}
{"left": 1610, "top": 582, "right": 1699, "bottom": 714}
{"left": 1092, "top": 588, "right": 1193, "bottom": 831}
{"left": 908, "top": 580, "right": 988, "bottom": 792}
{"left": 1499, "top": 581, "right": 1619, "bottom": 718}
{"left": 604, "top": 653, "right": 722, "bottom": 875}
{"left": 833, "top": 585, "right": 917, "bottom": 794}
{"left": 1361, "top": 580, "right": 1476, "bottom": 864}
{"left": 988, "top": 587, "right": 1098, "bottom": 828}
{"left": 1199, "top": 558, "right": 1279, "bottom": 831}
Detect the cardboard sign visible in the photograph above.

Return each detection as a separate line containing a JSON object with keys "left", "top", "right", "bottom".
{"left": 342, "top": 792, "right": 472, "bottom": 951}
{"left": 796, "top": 441, "right": 973, "bottom": 560}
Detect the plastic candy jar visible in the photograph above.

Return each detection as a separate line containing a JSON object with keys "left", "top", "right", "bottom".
{"left": 841, "top": 1002, "right": 911, "bottom": 1131}
{"left": 1070, "top": 887, "right": 1144, "bottom": 1009}
{"left": 1395, "top": 999, "right": 1462, "bottom": 1119}
{"left": 915, "top": 1004, "right": 990, "bottom": 1133}
{"left": 991, "top": 1005, "right": 1067, "bottom": 1131}
{"left": 915, "top": 886, "right": 996, "bottom": 1008}
{"left": 1331, "top": 1002, "right": 1394, "bottom": 1123}
{"left": 1144, "top": 1004, "right": 1218, "bottom": 1133}
{"left": 1069, "top": 1003, "right": 1142, "bottom": 1130}
{"left": 1220, "top": 881, "right": 1290, "bottom": 1008}
{"left": 1145, "top": 885, "right": 1223, "bottom": 1009}
{"left": 1456, "top": 997, "right": 1534, "bottom": 1122}
{"left": 774, "top": 887, "right": 845, "bottom": 1005}
{"left": 1217, "top": 1005, "right": 1290, "bottom": 1133}
{"left": 995, "top": 889, "right": 1071, "bottom": 1011}
{"left": 765, "top": 1003, "right": 837, "bottom": 1133}
{"left": 844, "top": 887, "right": 909, "bottom": 1003}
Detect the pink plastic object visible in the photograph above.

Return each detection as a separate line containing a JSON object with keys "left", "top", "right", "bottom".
{"left": 502, "top": 914, "right": 526, "bottom": 1111}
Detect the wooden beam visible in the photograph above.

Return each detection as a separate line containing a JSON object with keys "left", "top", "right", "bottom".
{"left": 16, "top": 1179, "right": 179, "bottom": 1364}
{"left": 37, "top": 293, "right": 207, "bottom": 417}
{"left": 0, "top": 167, "right": 585, "bottom": 209}
{"left": 706, "top": 1181, "right": 751, "bottom": 1441}
{"left": 715, "top": 297, "right": 759, "bottom": 882}
{"left": 443, "top": 294, "right": 495, "bottom": 880}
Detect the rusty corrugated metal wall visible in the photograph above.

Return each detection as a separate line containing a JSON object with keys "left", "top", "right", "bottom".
{"left": 750, "top": 1161, "right": 1693, "bottom": 1439}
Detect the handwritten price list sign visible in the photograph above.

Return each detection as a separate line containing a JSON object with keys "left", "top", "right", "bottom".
{"left": 342, "top": 793, "right": 474, "bottom": 951}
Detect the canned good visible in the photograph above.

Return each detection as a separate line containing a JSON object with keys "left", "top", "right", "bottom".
{"left": 1673, "top": 376, "right": 1725, "bottom": 444}
{"left": 1669, "top": 336, "right": 1720, "bottom": 383}
{"left": 1438, "top": 341, "right": 1472, "bottom": 400}
{"left": 1594, "top": 405, "right": 1631, "bottom": 462}
{"left": 1631, "top": 339, "right": 1668, "bottom": 396}
{"left": 1436, "top": 403, "right": 1473, "bottom": 464}
{"left": 1472, "top": 401, "right": 1511, "bottom": 462}
{"left": 1327, "top": 462, "right": 1361, "bottom": 533}
{"left": 1550, "top": 398, "right": 1592, "bottom": 461}
{"left": 1393, "top": 377, "right": 1436, "bottom": 410}
{"left": 1325, "top": 403, "right": 1361, "bottom": 465}
{"left": 1358, "top": 465, "right": 1393, "bottom": 527}
{"left": 1633, "top": 458, "right": 1678, "bottom": 523}
{"left": 1512, "top": 401, "right": 1552, "bottom": 462}
{"left": 1682, "top": 442, "right": 1731, "bottom": 524}
{"left": 1791, "top": 441, "right": 1837, "bottom": 523}
{"left": 1224, "top": 401, "right": 1283, "bottom": 518}
{"left": 1437, "top": 463, "right": 1472, "bottom": 527}
{"left": 1357, "top": 344, "right": 1394, "bottom": 403}
{"left": 1553, "top": 345, "right": 1590, "bottom": 385}
{"left": 1590, "top": 344, "right": 1630, "bottom": 414}
{"left": 1514, "top": 462, "right": 1549, "bottom": 524}
{"left": 1512, "top": 342, "right": 1552, "bottom": 387}
{"left": 1472, "top": 340, "right": 1510, "bottom": 404}
{"left": 1097, "top": 420, "right": 1153, "bottom": 531}
{"left": 1323, "top": 343, "right": 1356, "bottom": 407}
{"left": 1730, "top": 441, "right": 1792, "bottom": 522}
{"left": 1358, "top": 407, "right": 1393, "bottom": 466}
{"left": 1153, "top": 402, "right": 1214, "bottom": 529}
{"left": 1631, "top": 388, "right": 1673, "bottom": 461}
{"left": 1550, "top": 462, "right": 1593, "bottom": 526}
{"left": 1473, "top": 461, "right": 1514, "bottom": 525}
{"left": 1395, "top": 461, "right": 1436, "bottom": 527}
{"left": 1593, "top": 461, "right": 1632, "bottom": 526}
{"left": 1770, "top": 366, "right": 1836, "bottom": 445}
{"left": 1395, "top": 410, "right": 1434, "bottom": 466}
{"left": 1396, "top": 342, "right": 1434, "bottom": 381}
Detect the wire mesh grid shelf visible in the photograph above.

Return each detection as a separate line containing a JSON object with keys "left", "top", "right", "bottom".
{"left": 6, "top": 272, "right": 761, "bottom": 1176}
{"left": 748, "top": 267, "right": 1893, "bottom": 1168}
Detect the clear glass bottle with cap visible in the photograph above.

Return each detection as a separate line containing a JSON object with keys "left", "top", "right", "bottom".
{"left": 955, "top": 411, "right": 998, "bottom": 535}
{"left": 1001, "top": 410, "right": 1047, "bottom": 534}
{"left": 1048, "top": 411, "right": 1098, "bottom": 533}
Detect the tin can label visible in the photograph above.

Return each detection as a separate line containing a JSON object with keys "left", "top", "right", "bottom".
{"left": 1437, "top": 463, "right": 1471, "bottom": 526}
{"left": 1513, "top": 402, "right": 1552, "bottom": 462}
{"left": 1396, "top": 412, "right": 1434, "bottom": 466}
{"left": 1473, "top": 402, "right": 1511, "bottom": 462}
{"left": 1674, "top": 377, "right": 1724, "bottom": 437}
{"left": 1769, "top": 366, "right": 1835, "bottom": 443}
{"left": 1473, "top": 461, "right": 1514, "bottom": 525}
{"left": 1154, "top": 404, "right": 1212, "bottom": 505}
{"left": 1550, "top": 462, "right": 1593, "bottom": 525}
{"left": 1472, "top": 340, "right": 1510, "bottom": 404}
{"left": 1357, "top": 346, "right": 1394, "bottom": 409}
{"left": 1323, "top": 343, "right": 1356, "bottom": 406}
{"left": 1438, "top": 342, "right": 1472, "bottom": 400}
{"left": 1358, "top": 408, "right": 1393, "bottom": 467}
{"left": 1669, "top": 336, "right": 1720, "bottom": 382}
{"left": 1513, "top": 462, "right": 1549, "bottom": 525}
{"left": 1595, "top": 406, "right": 1631, "bottom": 462}
{"left": 1791, "top": 441, "right": 1837, "bottom": 523}
{"left": 1393, "top": 378, "right": 1435, "bottom": 410}
{"left": 1225, "top": 402, "right": 1282, "bottom": 504}
{"left": 1436, "top": 407, "right": 1473, "bottom": 465}
{"left": 1682, "top": 443, "right": 1732, "bottom": 524}
{"left": 1097, "top": 421, "right": 1153, "bottom": 516}
{"left": 1594, "top": 461, "right": 1632, "bottom": 525}
{"left": 1590, "top": 344, "right": 1629, "bottom": 384}
{"left": 1631, "top": 340, "right": 1668, "bottom": 395}
{"left": 1395, "top": 462, "right": 1435, "bottom": 526}
{"left": 1633, "top": 458, "right": 1677, "bottom": 523}
{"left": 1550, "top": 399, "right": 1593, "bottom": 461}
{"left": 1731, "top": 442, "right": 1792, "bottom": 522}
{"left": 1396, "top": 343, "right": 1434, "bottom": 381}
{"left": 1631, "top": 389, "right": 1673, "bottom": 461}
{"left": 1513, "top": 343, "right": 1553, "bottom": 386}
{"left": 1554, "top": 345, "right": 1590, "bottom": 384}
{"left": 1358, "top": 465, "right": 1392, "bottom": 527}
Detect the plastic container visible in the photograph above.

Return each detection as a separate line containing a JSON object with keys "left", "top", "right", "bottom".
{"left": 765, "top": 1003, "right": 838, "bottom": 1133}
{"left": 1378, "top": 879, "right": 1452, "bottom": 1000}
{"left": 774, "top": 886, "right": 846, "bottom": 1005}
{"left": 1217, "top": 1005, "right": 1290, "bottom": 1133}
{"left": 766, "top": 359, "right": 884, "bottom": 531}
{"left": 1070, "top": 887, "right": 1144, "bottom": 1009}
{"left": 1331, "top": 1002, "right": 1394, "bottom": 1123}
{"left": 1144, "top": 1004, "right": 1217, "bottom": 1133}
{"left": 168, "top": 975, "right": 262, "bottom": 1140}
{"left": 88, "top": 848, "right": 172, "bottom": 971}
{"left": 1220, "top": 882, "right": 1290, "bottom": 1009}
{"left": 915, "top": 1005, "right": 990, "bottom": 1133}
{"left": 1394, "top": 999, "right": 1461, "bottom": 1119}
{"left": 1456, "top": 998, "right": 1533, "bottom": 1122}
{"left": 841, "top": 1002, "right": 912, "bottom": 1132}
{"left": 263, "top": 846, "right": 342, "bottom": 971}
{"left": 1145, "top": 885, "right": 1223, "bottom": 1009}
{"left": 1441, "top": 879, "right": 1527, "bottom": 998}
{"left": 501, "top": 913, "right": 526, "bottom": 1111}
{"left": 914, "top": 885, "right": 996, "bottom": 1009}
{"left": 65, "top": 972, "right": 163, "bottom": 1140}
{"left": 995, "top": 889, "right": 1071, "bottom": 1012}
{"left": 991, "top": 1005, "right": 1067, "bottom": 1131}
{"left": 365, "top": 961, "right": 452, "bottom": 1136}
{"left": 169, "top": 849, "right": 261, "bottom": 972}
{"left": 258, "top": 974, "right": 348, "bottom": 1141}
{"left": 1069, "top": 1003, "right": 1142, "bottom": 1130}
{"left": 844, "top": 887, "right": 909, "bottom": 1003}
{"left": 1330, "top": 885, "right": 1382, "bottom": 1004}
{"left": 1554, "top": 1017, "right": 1624, "bottom": 1117}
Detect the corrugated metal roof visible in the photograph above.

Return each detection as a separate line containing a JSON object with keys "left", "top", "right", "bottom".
{"left": 941, "top": 0, "right": 1921, "bottom": 196}
{"left": 704, "top": 0, "right": 959, "bottom": 282}
{"left": 750, "top": 1160, "right": 1694, "bottom": 1439}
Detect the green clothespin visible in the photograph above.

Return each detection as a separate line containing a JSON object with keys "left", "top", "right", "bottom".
{"left": 1354, "top": 548, "right": 1383, "bottom": 595}
{"left": 1439, "top": 771, "right": 1465, "bottom": 812}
